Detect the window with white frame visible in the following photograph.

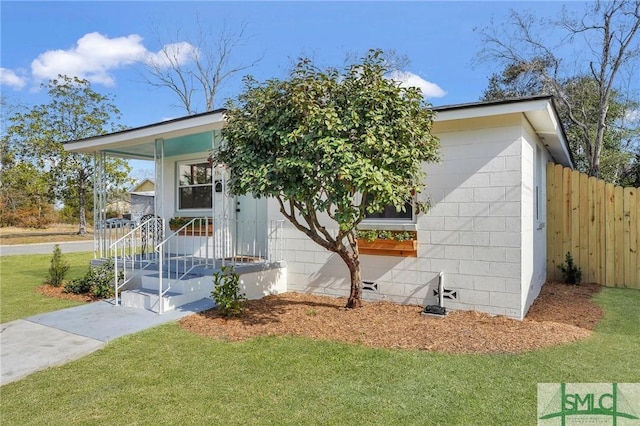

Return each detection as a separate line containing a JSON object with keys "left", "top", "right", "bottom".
{"left": 177, "top": 161, "right": 212, "bottom": 210}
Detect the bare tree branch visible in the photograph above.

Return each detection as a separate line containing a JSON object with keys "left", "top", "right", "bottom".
{"left": 142, "top": 16, "right": 262, "bottom": 114}
{"left": 477, "top": 0, "right": 640, "bottom": 179}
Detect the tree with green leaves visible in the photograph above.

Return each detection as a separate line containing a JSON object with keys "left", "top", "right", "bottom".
{"left": 215, "top": 50, "right": 440, "bottom": 308}
{"left": 4, "top": 75, "right": 132, "bottom": 234}
{"left": 477, "top": 0, "right": 640, "bottom": 181}
{"left": 0, "top": 159, "right": 53, "bottom": 227}
{"left": 482, "top": 70, "right": 640, "bottom": 185}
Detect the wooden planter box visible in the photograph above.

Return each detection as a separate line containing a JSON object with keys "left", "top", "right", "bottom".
{"left": 357, "top": 238, "right": 418, "bottom": 257}
{"left": 169, "top": 224, "right": 213, "bottom": 236}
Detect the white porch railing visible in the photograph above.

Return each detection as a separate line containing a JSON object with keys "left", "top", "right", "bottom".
{"left": 110, "top": 216, "right": 165, "bottom": 307}
{"left": 154, "top": 217, "right": 285, "bottom": 313}
{"left": 155, "top": 216, "right": 215, "bottom": 285}
{"left": 106, "top": 216, "right": 285, "bottom": 313}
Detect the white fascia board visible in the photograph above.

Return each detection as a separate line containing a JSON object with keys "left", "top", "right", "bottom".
{"left": 434, "top": 98, "right": 551, "bottom": 122}
{"left": 524, "top": 103, "right": 573, "bottom": 168}
{"left": 64, "top": 111, "right": 226, "bottom": 153}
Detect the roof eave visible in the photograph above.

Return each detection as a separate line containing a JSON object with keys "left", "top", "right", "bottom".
{"left": 434, "top": 97, "right": 573, "bottom": 168}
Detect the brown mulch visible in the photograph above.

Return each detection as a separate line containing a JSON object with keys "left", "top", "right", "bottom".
{"left": 180, "top": 281, "right": 604, "bottom": 354}
{"left": 35, "top": 284, "right": 98, "bottom": 302}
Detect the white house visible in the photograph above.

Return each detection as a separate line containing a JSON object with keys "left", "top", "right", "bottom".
{"left": 129, "top": 179, "right": 155, "bottom": 222}
{"left": 64, "top": 95, "right": 572, "bottom": 319}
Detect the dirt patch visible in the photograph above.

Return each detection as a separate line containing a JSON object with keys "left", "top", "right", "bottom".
{"left": 180, "top": 281, "right": 603, "bottom": 354}
{"left": 35, "top": 284, "right": 97, "bottom": 303}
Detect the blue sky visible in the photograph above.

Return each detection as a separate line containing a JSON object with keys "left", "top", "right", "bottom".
{"left": 1, "top": 1, "right": 590, "bottom": 179}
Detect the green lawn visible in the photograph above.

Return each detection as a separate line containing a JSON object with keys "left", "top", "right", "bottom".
{"left": 0, "top": 251, "right": 93, "bottom": 323}
{"left": 1, "top": 252, "right": 639, "bottom": 425}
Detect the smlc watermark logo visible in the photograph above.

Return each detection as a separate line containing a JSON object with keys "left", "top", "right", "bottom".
{"left": 538, "top": 383, "right": 640, "bottom": 425}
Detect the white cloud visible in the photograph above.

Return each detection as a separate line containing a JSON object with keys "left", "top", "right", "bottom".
{"left": 30, "top": 32, "right": 149, "bottom": 86}
{"left": 624, "top": 109, "right": 639, "bottom": 123}
{"left": 23, "top": 32, "right": 198, "bottom": 88}
{"left": 0, "top": 68, "right": 27, "bottom": 89}
{"left": 144, "top": 42, "right": 198, "bottom": 69}
{"left": 388, "top": 70, "right": 446, "bottom": 98}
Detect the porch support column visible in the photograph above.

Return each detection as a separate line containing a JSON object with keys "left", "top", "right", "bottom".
{"left": 153, "top": 139, "right": 164, "bottom": 224}
{"left": 93, "top": 151, "right": 107, "bottom": 258}
{"left": 211, "top": 130, "right": 218, "bottom": 265}
{"left": 154, "top": 138, "right": 165, "bottom": 313}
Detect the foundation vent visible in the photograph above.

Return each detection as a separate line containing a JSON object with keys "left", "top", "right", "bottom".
{"left": 433, "top": 288, "right": 457, "bottom": 300}
{"left": 363, "top": 281, "right": 378, "bottom": 292}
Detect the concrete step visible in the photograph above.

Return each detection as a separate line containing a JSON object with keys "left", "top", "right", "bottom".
{"left": 140, "top": 273, "right": 213, "bottom": 294}
{"left": 122, "top": 272, "right": 215, "bottom": 313}
{"left": 120, "top": 287, "right": 213, "bottom": 313}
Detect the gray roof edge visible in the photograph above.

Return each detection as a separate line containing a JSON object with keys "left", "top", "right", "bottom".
{"left": 431, "top": 95, "right": 553, "bottom": 112}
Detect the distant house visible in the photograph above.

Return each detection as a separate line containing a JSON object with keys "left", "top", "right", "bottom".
{"left": 129, "top": 179, "right": 155, "bottom": 222}
{"left": 64, "top": 95, "right": 572, "bottom": 318}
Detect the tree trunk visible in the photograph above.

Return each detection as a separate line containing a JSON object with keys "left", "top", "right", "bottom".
{"left": 340, "top": 250, "right": 362, "bottom": 309}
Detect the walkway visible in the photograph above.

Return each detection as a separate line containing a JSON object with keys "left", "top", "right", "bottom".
{"left": 0, "top": 298, "right": 214, "bottom": 386}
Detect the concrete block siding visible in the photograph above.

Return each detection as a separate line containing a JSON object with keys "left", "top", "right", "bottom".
{"left": 297, "top": 123, "right": 537, "bottom": 317}
{"left": 417, "top": 122, "right": 526, "bottom": 318}
{"left": 272, "top": 116, "right": 544, "bottom": 319}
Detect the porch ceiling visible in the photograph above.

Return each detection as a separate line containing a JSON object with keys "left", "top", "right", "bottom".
{"left": 63, "top": 109, "right": 226, "bottom": 160}
{"left": 103, "top": 132, "right": 215, "bottom": 159}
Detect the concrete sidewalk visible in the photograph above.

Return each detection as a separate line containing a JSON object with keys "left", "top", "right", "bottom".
{"left": 0, "top": 298, "right": 215, "bottom": 386}
{"left": 0, "top": 240, "right": 94, "bottom": 256}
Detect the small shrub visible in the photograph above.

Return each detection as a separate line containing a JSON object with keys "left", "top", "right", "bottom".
{"left": 211, "top": 266, "right": 247, "bottom": 317}
{"left": 394, "top": 231, "right": 413, "bottom": 242}
{"left": 64, "top": 260, "right": 120, "bottom": 298}
{"left": 356, "top": 229, "right": 417, "bottom": 242}
{"left": 46, "top": 244, "right": 70, "bottom": 287}
{"left": 557, "top": 252, "right": 582, "bottom": 285}
{"left": 64, "top": 277, "right": 93, "bottom": 294}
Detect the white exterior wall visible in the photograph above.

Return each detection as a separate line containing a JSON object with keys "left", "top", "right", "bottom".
{"left": 520, "top": 121, "right": 535, "bottom": 319}
{"left": 270, "top": 113, "right": 542, "bottom": 319}
{"left": 521, "top": 120, "right": 553, "bottom": 316}
{"left": 425, "top": 115, "right": 524, "bottom": 318}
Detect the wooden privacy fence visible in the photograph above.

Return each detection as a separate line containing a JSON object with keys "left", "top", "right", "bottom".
{"left": 547, "top": 163, "right": 640, "bottom": 289}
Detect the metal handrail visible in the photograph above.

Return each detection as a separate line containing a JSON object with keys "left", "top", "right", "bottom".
{"left": 107, "top": 216, "right": 285, "bottom": 314}
{"left": 110, "top": 216, "right": 162, "bottom": 307}
{"left": 154, "top": 217, "right": 213, "bottom": 313}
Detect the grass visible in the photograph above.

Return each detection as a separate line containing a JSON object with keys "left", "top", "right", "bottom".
{"left": 0, "top": 251, "right": 93, "bottom": 323}
{"left": 0, "top": 224, "right": 93, "bottom": 245}
{"left": 0, "top": 266, "right": 638, "bottom": 424}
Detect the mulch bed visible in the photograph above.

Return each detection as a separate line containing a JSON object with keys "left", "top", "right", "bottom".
{"left": 35, "top": 284, "right": 98, "bottom": 302}
{"left": 179, "top": 281, "right": 604, "bottom": 354}
{"left": 36, "top": 280, "right": 603, "bottom": 354}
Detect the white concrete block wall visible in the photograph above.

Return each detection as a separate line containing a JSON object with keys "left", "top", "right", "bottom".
{"left": 268, "top": 117, "right": 538, "bottom": 319}
{"left": 422, "top": 122, "right": 525, "bottom": 317}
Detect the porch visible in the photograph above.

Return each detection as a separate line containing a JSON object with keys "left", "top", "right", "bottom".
{"left": 95, "top": 216, "right": 286, "bottom": 314}
{"left": 63, "top": 110, "right": 288, "bottom": 314}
